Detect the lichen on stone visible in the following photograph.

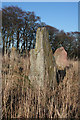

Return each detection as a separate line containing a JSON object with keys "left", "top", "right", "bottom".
{"left": 29, "top": 27, "right": 57, "bottom": 89}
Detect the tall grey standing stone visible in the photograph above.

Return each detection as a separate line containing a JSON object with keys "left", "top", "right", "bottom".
{"left": 29, "top": 27, "right": 57, "bottom": 89}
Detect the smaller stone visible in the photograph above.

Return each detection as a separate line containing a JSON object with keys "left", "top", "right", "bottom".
{"left": 53, "top": 47, "right": 69, "bottom": 70}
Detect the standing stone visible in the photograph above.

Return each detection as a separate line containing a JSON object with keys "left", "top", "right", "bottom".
{"left": 53, "top": 47, "right": 69, "bottom": 84}
{"left": 29, "top": 27, "right": 57, "bottom": 89}
{"left": 53, "top": 47, "right": 69, "bottom": 70}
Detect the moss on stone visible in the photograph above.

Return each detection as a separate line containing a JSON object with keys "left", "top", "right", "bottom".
{"left": 29, "top": 27, "right": 57, "bottom": 88}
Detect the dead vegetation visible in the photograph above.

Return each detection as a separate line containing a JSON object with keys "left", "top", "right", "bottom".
{"left": 2, "top": 50, "right": 80, "bottom": 119}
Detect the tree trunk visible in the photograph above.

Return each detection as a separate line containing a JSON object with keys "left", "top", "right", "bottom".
{"left": 17, "top": 31, "right": 19, "bottom": 50}
{"left": 2, "top": 36, "right": 5, "bottom": 56}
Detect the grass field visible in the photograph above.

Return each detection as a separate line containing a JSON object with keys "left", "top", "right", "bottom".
{"left": 1, "top": 51, "right": 80, "bottom": 118}
{"left": 0, "top": 51, "right": 2, "bottom": 119}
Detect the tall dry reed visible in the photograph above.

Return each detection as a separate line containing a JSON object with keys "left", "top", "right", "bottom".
{"left": 2, "top": 51, "right": 79, "bottom": 118}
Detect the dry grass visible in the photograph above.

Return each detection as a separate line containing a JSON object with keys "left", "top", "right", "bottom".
{"left": 2, "top": 51, "right": 80, "bottom": 119}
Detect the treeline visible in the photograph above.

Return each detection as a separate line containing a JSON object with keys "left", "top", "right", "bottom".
{"left": 2, "top": 6, "right": 45, "bottom": 55}
{"left": 47, "top": 26, "right": 80, "bottom": 59}
{"left": 1, "top": 6, "right": 80, "bottom": 59}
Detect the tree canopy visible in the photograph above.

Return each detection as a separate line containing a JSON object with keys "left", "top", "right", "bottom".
{"left": 1, "top": 6, "right": 80, "bottom": 59}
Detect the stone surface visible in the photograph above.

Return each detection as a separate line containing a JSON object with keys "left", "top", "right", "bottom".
{"left": 53, "top": 47, "right": 69, "bottom": 70}
{"left": 29, "top": 27, "right": 56, "bottom": 89}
